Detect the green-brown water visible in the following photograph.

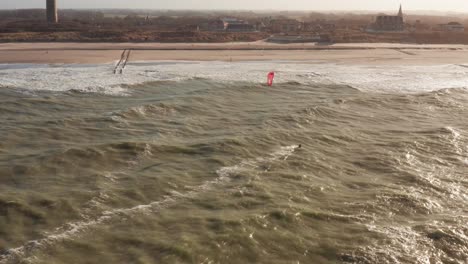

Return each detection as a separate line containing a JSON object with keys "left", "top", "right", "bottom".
{"left": 0, "top": 63, "right": 467, "bottom": 264}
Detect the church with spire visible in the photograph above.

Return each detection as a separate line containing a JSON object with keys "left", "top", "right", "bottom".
{"left": 372, "top": 4, "right": 405, "bottom": 31}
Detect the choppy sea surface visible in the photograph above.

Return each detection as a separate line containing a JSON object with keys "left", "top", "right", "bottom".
{"left": 0, "top": 61, "right": 467, "bottom": 264}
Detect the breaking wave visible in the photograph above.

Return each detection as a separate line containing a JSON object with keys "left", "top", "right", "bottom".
{"left": 2, "top": 62, "right": 468, "bottom": 95}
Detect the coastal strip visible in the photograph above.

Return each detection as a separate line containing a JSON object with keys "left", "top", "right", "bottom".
{"left": 1, "top": 43, "right": 468, "bottom": 65}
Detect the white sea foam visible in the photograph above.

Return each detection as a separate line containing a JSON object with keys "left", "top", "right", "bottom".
{"left": 444, "top": 126, "right": 466, "bottom": 158}
{"left": 0, "top": 64, "right": 135, "bottom": 96}
{"left": 1, "top": 62, "right": 468, "bottom": 95}
{"left": 360, "top": 221, "right": 468, "bottom": 264}
{"left": 361, "top": 224, "right": 435, "bottom": 264}
{"left": 0, "top": 145, "right": 299, "bottom": 264}
{"left": 216, "top": 145, "right": 299, "bottom": 177}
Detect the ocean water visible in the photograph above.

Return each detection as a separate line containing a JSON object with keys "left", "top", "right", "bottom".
{"left": 0, "top": 62, "right": 467, "bottom": 264}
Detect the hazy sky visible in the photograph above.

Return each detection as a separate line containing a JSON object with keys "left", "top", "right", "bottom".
{"left": 1, "top": 0, "right": 468, "bottom": 12}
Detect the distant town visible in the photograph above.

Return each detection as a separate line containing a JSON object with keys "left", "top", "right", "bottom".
{"left": 1, "top": 3, "right": 468, "bottom": 44}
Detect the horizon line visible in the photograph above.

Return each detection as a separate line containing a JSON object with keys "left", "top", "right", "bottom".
{"left": 1, "top": 7, "right": 468, "bottom": 14}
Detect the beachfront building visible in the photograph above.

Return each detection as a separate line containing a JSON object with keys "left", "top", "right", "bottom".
{"left": 438, "top": 22, "right": 465, "bottom": 32}
{"left": 222, "top": 18, "right": 242, "bottom": 26}
{"left": 269, "top": 19, "right": 302, "bottom": 33}
{"left": 223, "top": 18, "right": 255, "bottom": 32}
{"left": 208, "top": 19, "right": 226, "bottom": 31}
{"left": 370, "top": 5, "right": 404, "bottom": 32}
{"left": 302, "top": 22, "right": 336, "bottom": 32}
{"left": 226, "top": 23, "right": 255, "bottom": 32}
{"left": 206, "top": 18, "right": 255, "bottom": 32}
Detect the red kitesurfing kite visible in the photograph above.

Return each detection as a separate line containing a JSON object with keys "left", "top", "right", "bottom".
{"left": 267, "top": 71, "right": 275, "bottom": 86}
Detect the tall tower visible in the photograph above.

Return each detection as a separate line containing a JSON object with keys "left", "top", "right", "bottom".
{"left": 46, "top": 0, "right": 58, "bottom": 23}
{"left": 398, "top": 4, "right": 403, "bottom": 18}
{"left": 397, "top": 4, "right": 404, "bottom": 31}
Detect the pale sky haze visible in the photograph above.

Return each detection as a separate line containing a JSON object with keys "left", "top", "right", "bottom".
{"left": 1, "top": 0, "right": 468, "bottom": 12}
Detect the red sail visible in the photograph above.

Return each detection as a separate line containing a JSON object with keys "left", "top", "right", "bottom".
{"left": 267, "top": 72, "right": 275, "bottom": 86}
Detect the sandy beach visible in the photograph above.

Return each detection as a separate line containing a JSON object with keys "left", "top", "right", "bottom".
{"left": 1, "top": 42, "right": 468, "bottom": 65}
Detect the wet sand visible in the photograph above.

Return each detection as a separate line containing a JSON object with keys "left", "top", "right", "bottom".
{"left": 1, "top": 42, "right": 468, "bottom": 65}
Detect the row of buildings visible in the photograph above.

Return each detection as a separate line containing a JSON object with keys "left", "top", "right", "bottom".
{"left": 438, "top": 22, "right": 465, "bottom": 32}
{"left": 207, "top": 6, "right": 465, "bottom": 34}
{"left": 207, "top": 18, "right": 255, "bottom": 32}
{"left": 44, "top": 1, "right": 465, "bottom": 35}
{"left": 205, "top": 17, "right": 335, "bottom": 33}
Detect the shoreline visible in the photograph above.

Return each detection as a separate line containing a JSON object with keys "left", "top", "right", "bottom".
{"left": 2, "top": 42, "right": 468, "bottom": 51}
{"left": 1, "top": 42, "right": 468, "bottom": 65}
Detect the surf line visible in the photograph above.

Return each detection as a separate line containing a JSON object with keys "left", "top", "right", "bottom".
{"left": 0, "top": 145, "right": 301, "bottom": 264}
